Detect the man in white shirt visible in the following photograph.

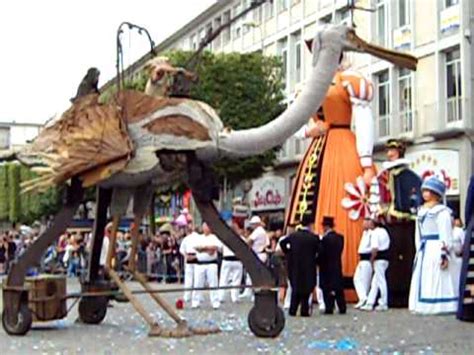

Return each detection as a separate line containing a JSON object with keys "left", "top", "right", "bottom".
{"left": 191, "top": 223, "right": 222, "bottom": 309}
{"left": 240, "top": 215, "right": 269, "bottom": 299}
{"left": 218, "top": 220, "right": 244, "bottom": 303}
{"left": 99, "top": 222, "right": 113, "bottom": 267}
{"left": 247, "top": 216, "right": 269, "bottom": 263}
{"left": 361, "top": 222, "right": 391, "bottom": 311}
{"left": 179, "top": 226, "right": 200, "bottom": 303}
{"left": 353, "top": 219, "right": 374, "bottom": 309}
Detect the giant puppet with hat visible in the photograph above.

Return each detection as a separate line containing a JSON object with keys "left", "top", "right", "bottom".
{"left": 285, "top": 29, "right": 418, "bottom": 302}
{"left": 372, "top": 139, "right": 422, "bottom": 308}
{"left": 409, "top": 175, "right": 459, "bottom": 315}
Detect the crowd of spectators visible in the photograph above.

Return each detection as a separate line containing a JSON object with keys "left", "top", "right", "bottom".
{"left": 0, "top": 219, "right": 287, "bottom": 287}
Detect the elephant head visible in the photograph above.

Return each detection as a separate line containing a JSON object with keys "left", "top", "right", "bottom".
{"left": 194, "top": 25, "right": 417, "bottom": 161}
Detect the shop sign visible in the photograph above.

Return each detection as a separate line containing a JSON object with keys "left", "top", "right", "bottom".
{"left": 406, "top": 149, "right": 460, "bottom": 196}
{"left": 249, "top": 176, "right": 286, "bottom": 211}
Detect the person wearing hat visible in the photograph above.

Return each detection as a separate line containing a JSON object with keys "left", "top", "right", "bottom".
{"left": 408, "top": 176, "right": 458, "bottom": 315}
{"left": 285, "top": 40, "right": 376, "bottom": 304}
{"left": 376, "top": 138, "right": 422, "bottom": 308}
{"left": 318, "top": 216, "right": 346, "bottom": 314}
{"left": 279, "top": 214, "right": 320, "bottom": 317}
{"left": 240, "top": 215, "right": 269, "bottom": 299}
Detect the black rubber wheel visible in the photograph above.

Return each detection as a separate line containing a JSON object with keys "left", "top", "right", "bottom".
{"left": 248, "top": 306, "right": 285, "bottom": 338}
{"left": 78, "top": 296, "right": 108, "bottom": 324}
{"left": 2, "top": 303, "right": 33, "bottom": 336}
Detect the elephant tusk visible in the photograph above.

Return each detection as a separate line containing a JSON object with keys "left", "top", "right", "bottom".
{"left": 346, "top": 29, "right": 418, "bottom": 71}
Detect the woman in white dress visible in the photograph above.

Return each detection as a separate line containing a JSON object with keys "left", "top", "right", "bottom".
{"left": 409, "top": 177, "right": 458, "bottom": 315}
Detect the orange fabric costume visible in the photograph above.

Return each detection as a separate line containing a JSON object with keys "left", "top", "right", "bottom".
{"left": 286, "top": 70, "right": 374, "bottom": 287}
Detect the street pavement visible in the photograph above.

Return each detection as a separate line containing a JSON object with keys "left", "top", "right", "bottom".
{"left": 1, "top": 279, "right": 473, "bottom": 354}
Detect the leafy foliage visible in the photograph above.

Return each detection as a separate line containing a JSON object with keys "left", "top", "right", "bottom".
{"left": 0, "top": 164, "right": 9, "bottom": 220}
{"left": 172, "top": 51, "right": 285, "bottom": 186}
{"left": 0, "top": 163, "right": 63, "bottom": 224}
{"left": 7, "top": 163, "right": 21, "bottom": 223}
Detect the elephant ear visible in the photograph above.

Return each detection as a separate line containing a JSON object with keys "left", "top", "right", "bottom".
{"left": 20, "top": 94, "right": 133, "bottom": 192}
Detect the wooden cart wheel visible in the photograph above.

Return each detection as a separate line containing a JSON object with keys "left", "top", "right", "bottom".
{"left": 78, "top": 296, "right": 108, "bottom": 324}
{"left": 247, "top": 306, "right": 285, "bottom": 338}
{"left": 2, "top": 302, "right": 33, "bottom": 336}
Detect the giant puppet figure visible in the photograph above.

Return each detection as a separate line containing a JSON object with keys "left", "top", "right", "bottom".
{"left": 285, "top": 44, "right": 377, "bottom": 299}
{"left": 376, "top": 139, "right": 422, "bottom": 307}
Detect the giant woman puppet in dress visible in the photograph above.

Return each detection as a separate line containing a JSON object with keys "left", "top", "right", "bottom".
{"left": 286, "top": 38, "right": 409, "bottom": 299}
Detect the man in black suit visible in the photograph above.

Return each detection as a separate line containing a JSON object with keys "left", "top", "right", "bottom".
{"left": 279, "top": 215, "right": 320, "bottom": 317}
{"left": 318, "top": 216, "right": 346, "bottom": 314}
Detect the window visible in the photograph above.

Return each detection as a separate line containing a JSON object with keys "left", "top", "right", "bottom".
{"left": 291, "top": 32, "right": 302, "bottom": 86}
{"left": 189, "top": 34, "right": 197, "bottom": 50}
{"left": 278, "top": 140, "right": 289, "bottom": 159}
{"left": 337, "top": 7, "right": 351, "bottom": 25}
{"left": 376, "top": 0, "right": 387, "bottom": 47}
{"left": 445, "top": 0, "right": 459, "bottom": 8}
{"left": 214, "top": 17, "right": 222, "bottom": 48}
{"left": 282, "top": 48, "right": 288, "bottom": 89}
{"left": 233, "top": 4, "right": 242, "bottom": 39}
{"left": 198, "top": 28, "right": 206, "bottom": 45}
{"left": 264, "top": 1, "right": 274, "bottom": 20}
{"left": 398, "top": 68, "right": 413, "bottom": 132}
{"left": 223, "top": 11, "right": 231, "bottom": 45}
{"left": 0, "top": 128, "right": 10, "bottom": 149}
{"left": 294, "top": 136, "right": 303, "bottom": 156}
{"left": 319, "top": 13, "right": 333, "bottom": 25}
{"left": 445, "top": 47, "right": 462, "bottom": 122}
{"left": 205, "top": 23, "right": 213, "bottom": 49}
{"left": 277, "top": 0, "right": 289, "bottom": 13}
{"left": 253, "top": 4, "right": 263, "bottom": 24}
{"left": 399, "top": 0, "right": 410, "bottom": 27}
{"left": 278, "top": 38, "right": 288, "bottom": 90}
{"left": 376, "top": 70, "right": 390, "bottom": 137}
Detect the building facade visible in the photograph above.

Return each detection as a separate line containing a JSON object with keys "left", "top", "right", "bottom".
{"left": 0, "top": 122, "right": 42, "bottom": 151}
{"left": 118, "top": 0, "right": 474, "bottom": 221}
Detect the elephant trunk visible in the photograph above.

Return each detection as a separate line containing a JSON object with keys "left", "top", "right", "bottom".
{"left": 211, "top": 29, "right": 343, "bottom": 158}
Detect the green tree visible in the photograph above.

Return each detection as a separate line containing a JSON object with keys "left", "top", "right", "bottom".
{"left": 7, "top": 162, "right": 21, "bottom": 223}
{"left": 168, "top": 51, "right": 285, "bottom": 186}
{"left": 0, "top": 164, "right": 9, "bottom": 220}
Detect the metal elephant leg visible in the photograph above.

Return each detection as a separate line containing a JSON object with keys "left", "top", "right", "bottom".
{"left": 187, "top": 156, "right": 285, "bottom": 338}
{"left": 2, "top": 178, "right": 84, "bottom": 336}
{"left": 78, "top": 187, "right": 114, "bottom": 325}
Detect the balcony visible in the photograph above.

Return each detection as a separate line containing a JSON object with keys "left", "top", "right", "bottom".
{"left": 446, "top": 96, "right": 462, "bottom": 123}
{"left": 400, "top": 110, "right": 414, "bottom": 134}
{"left": 378, "top": 115, "right": 391, "bottom": 138}
{"left": 418, "top": 98, "right": 468, "bottom": 138}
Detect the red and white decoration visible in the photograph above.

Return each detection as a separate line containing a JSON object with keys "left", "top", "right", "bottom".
{"left": 341, "top": 176, "right": 380, "bottom": 221}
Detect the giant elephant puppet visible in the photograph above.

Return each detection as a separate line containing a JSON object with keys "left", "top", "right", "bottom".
{"left": 1, "top": 25, "right": 417, "bottom": 338}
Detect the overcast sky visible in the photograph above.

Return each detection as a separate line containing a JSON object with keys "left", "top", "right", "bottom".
{"left": 0, "top": 0, "right": 216, "bottom": 124}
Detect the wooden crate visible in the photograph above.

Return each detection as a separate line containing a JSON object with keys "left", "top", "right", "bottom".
{"left": 25, "top": 275, "right": 67, "bottom": 321}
